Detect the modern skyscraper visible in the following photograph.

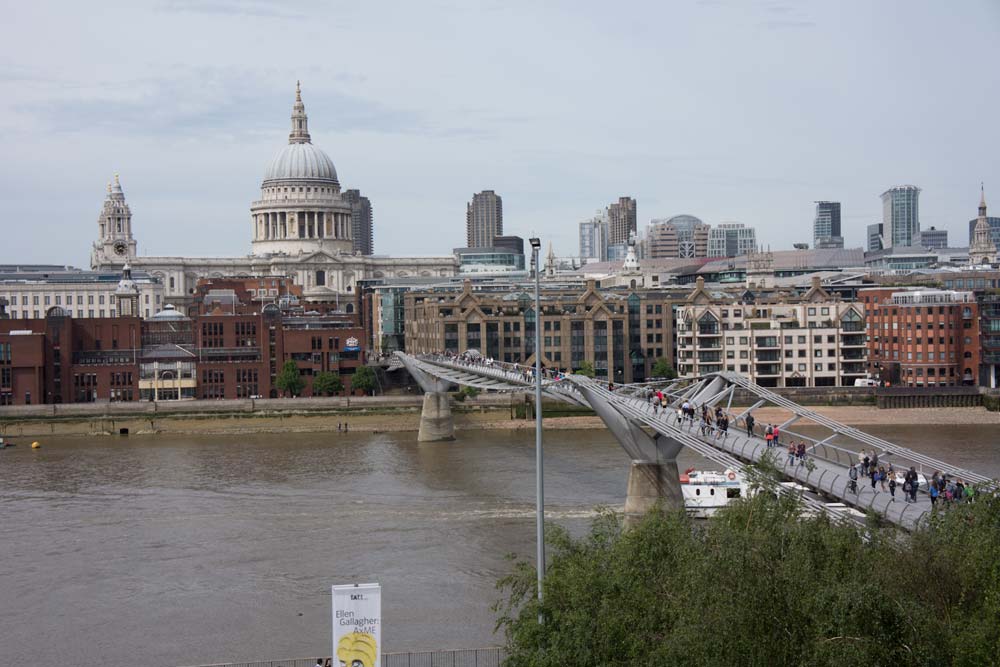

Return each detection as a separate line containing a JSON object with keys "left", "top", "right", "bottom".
{"left": 466, "top": 190, "right": 503, "bottom": 248}
{"left": 881, "top": 185, "right": 920, "bottom": 248}
{"left": 579, "top": 213, "right": 608, "bottom": 262}
{"left": 606, "top": 196, "right": 637, "bottom": 245}
{"left": 342, "top": 189, "right": 374, "bottom": 255}
{"left": 707, "top": 223, "right": 757, "bottom": 258}
{"left": 647, "top": 215, "right": 710, "bottom": 258}
{"left": 867, "top": 223, "right": 884, "bottom": 252}
{"left": 813, "top": 201, "right": 843, "bottom": 249}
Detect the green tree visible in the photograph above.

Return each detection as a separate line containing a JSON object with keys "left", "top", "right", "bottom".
{"left": 575, "top": 360, "right": 596, "bottom": 378}
{"left": 275, "top": 360, "right": 304, "bottom": 397}
{"left": 651, "top": 357, "right": 677, "bottom": 380}
{"left": 312, "top": 371, "right": 343, "bottom": 396}
{"left": 495, "top": 478, "right": 1000, "bottom": 666}
{"left": 351, "top": 365, "right": 378, "bottom": 395}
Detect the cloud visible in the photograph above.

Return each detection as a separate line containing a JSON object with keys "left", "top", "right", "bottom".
{"left": 760, "top": 19, "right": 817, "bottom": 29}
{"left": 7, "top": 67, "right": 470, "bottom": 140}
{"left": 156, "top": 0, "right": 310, "bottom": 19}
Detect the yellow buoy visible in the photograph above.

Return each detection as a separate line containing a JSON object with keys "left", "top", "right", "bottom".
{"left": 31, "top": 441, "right": 40, "bottom": 449}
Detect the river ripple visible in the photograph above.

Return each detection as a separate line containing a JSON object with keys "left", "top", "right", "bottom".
{"left": 0, "top": 425, "right": 996, "bottom": 667}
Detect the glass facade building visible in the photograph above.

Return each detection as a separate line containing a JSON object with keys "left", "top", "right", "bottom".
{"left": 813, "top": 201, "right": 843, "bottom": 249}
{"left": 881, "top": 185, "right": 920, "bottom": 247}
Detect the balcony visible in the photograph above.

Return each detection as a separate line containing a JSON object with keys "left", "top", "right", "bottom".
{"left": 697, "top": 326, "right": 721, "bottom": 336}
{"left": 840, "top": 350, "right": 866, "bottom": 361}
{"left": 841, "top": 334, "right": 866, "bottom": 347}
{"left": 754, "top": 336, "right": 779, "bottom": 348}
{"left": 697, "top": 351, "right": 722, "bottom": 363}
{"left": 755, "top": 350, "right": 780, "bottom": 362}
{"left": 841, "top": 362, "right": 866, "bottom": 374}
{"left": 754, "top": 363, "right": 781, "bottom": 376}
{"left": 696, "top": 339, "right": 721, "bottom": 349}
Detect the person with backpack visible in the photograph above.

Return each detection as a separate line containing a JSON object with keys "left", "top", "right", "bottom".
{"left": 765, "top": 424, "right": 774, "bottom": 447}
{"left": 888, "top": 474, "right": 897, "bottom": 501}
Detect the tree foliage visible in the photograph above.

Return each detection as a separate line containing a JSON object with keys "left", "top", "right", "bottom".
{"left": 651, "top": 357, "right": 677, "bottom": 380}
{"left": 351, "top": 365, "right": 378, "bottom": 394}
{"left": 575, "top": 361, "right": 596, "bottom": 378}
{"left": 495, "top": 481, "right": 1000, "bottom": 667}
{"left": 275, "top": 360, "right": 304, "bottom": 397}
{"left": 312, "top": 371, "right": 343, "bottom": 396}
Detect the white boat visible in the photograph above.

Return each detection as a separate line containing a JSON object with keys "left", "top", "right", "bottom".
{"left": 680, "top": 468, "right": 749, "bottom": 518}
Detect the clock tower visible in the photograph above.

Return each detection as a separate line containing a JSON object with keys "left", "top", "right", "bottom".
{"left": 91, "top": 173, "right": 137, "bottom": 268}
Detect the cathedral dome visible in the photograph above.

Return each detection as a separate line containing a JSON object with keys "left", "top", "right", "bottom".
{"left": 263, "top": 142, "right": 339, "bottom": 186}
{"left": 261, "top": 82, "right": 340, "bottom": 188}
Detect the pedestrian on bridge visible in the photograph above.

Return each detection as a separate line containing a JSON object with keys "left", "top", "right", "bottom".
{"left": 848, "top": 463, "right": 859, "bottom": 494}
{"left": 745, "top": 413, "right": 755, "bottom": 437}
{"left": 765, "top": 424, "right": 774, "bottom": 447}
{"left": 905, "top": 467, "right": 919, "bottom": 503}
{"left": 787, "top": 442, "right": 796, "bottom": 467}
{"left": 796, "top": 441, "right": 806, "bottom": 465}
{"left": 772, "top": 424, "right": 780, "bottom": 446}
{"left": 862, "top": 453, "right": 871, "bottom": 477}
{"left": 888, "top": 474, "right": 897, "bottom": 501}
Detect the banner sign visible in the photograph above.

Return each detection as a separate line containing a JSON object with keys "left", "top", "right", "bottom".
{"left": 332, "top": 583, "right": 381, "bottom": 667}
{"left": 344, "top": 337, "right": 361, "bottom": 352}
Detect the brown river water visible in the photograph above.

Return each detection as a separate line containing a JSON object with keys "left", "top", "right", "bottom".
{"left": 0, "top": 425, "right": 997, "bottom": 667}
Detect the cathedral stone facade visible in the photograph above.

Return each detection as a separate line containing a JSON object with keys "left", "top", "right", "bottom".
{"left": 92, "top": 83, "right": 457, "bottom": 306}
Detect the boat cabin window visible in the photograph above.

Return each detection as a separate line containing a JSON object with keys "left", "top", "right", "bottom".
{"left": 710, "top": 488, "right": 715, "bottom": 495}
{"left": 695, "top": 489, "right": 700, "bottom": 496}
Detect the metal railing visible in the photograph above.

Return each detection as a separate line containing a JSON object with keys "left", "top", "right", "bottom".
{"left": 180, "top": 647, "right": 506, "bottom": 667}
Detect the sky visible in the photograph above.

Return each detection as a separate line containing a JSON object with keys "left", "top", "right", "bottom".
{"left": 1, "top": 0, "right": 998, "bottom": 266}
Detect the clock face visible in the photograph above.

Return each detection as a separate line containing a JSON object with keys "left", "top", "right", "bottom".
{"left": 113, "top": 241, "right": 128, "bottom": 256}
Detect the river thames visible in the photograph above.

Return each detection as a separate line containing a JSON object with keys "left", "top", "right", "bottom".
{"left": 1, "top": 425, "right": 997, "bottom": 667}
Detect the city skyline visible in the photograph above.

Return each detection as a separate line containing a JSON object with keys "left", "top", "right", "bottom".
{"left": 1, "top": 1, "right": 997, "bottom": 264}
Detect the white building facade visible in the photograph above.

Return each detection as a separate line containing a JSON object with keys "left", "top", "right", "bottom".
{"left": 676, "top": 278, "right": 867, "bottom": 387}
{"left": 91, "top": 83, "right": 458, "bottom": 306}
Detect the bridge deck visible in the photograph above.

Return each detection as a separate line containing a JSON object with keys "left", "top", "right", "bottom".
{"left": 398, "top": 353, "right": 989, "bottom": 531}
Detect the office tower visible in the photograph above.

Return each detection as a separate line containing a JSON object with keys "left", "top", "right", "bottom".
{"left": 466, "top": 190, "right": 503, "bottom": 248}
{"left": 606, "top": 196, "right": 637, "bottom": 245}
{"left": 867, "top": 223, "right": 884, "bottom": 252}
{"left": 813, "top": 201, "right": 843, "bottom": 249}
{"left": 579, "top": 213, "right": 608, "bottom": 262}
{"left": 707, "top": 223, "right": 757, "bottom": 258}
{"left": 342, "top": 189, "right": 374, "bottom": 255}
{"left": 647, "top": 215, "right": 710, "bottom": 258}
{"left": 881, "top": 185, "right": 920, "bottom": 247}
{"left": 916, "top": 227, "right": 948, "bottom": 249}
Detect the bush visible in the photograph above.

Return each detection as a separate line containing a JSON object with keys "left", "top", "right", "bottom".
{"left": 274, "top": 360, "right": 304, "bottom": 397}
{"left": 495, "top": 477, "right": 1000, "bottom": 666}
{"left": 351, "top": 366, "right": 378, "bottom": 395}
{"left": 312, "top": 371, "right": 343, "bottom": 396}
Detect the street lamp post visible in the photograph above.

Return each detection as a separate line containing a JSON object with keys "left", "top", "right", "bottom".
{"left": 529, "top": 236, "right": 545, "bottom": 621}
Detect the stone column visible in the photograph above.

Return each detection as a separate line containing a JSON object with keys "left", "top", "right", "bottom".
{"left": 624, "top": 459, "right": 683, "bottom": 527}
{"left": 417, "top": 391, "right": 454, "bottom": 442}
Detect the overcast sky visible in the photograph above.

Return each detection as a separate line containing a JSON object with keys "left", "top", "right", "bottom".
{"left": 1, "top": 0, "right": 997, "bottom": 266}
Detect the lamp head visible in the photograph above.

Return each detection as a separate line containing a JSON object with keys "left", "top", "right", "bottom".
{"left": 529, "top": 237, "right": 541, "bottom": 250}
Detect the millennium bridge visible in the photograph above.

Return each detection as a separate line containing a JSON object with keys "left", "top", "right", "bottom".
{"left": 396, "top": 352, "right": 994, "bottom": 531}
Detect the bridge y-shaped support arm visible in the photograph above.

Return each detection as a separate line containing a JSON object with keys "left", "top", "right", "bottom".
{"left": 575, "top": 384, "right": 685, "bottom": 520}
{"left": 396, "top": 353, "right": 453, "bottom": 394}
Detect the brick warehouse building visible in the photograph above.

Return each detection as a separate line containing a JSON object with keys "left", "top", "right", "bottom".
{"left": 403, "top": 279, "right": 679, "bottom": 383}
{"left": 861, "top": 287, "right": 980, "bottom": 387}
{"left": 0, "top": 298, "right": 365, "bottom": 406}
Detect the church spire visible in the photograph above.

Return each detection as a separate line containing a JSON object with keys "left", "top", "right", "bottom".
{"left": 289, "top": 80, "right": 311, "bottom": 144}
{"left": 981, "top": 182, "right": 988, "bottom": 218}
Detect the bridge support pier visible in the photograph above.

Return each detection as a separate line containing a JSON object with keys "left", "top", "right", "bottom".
{"left": 418, "top": 391, "right": 455, "bottom": 442}
{"left": 624, "top": 459, "right": 684, "bottom": 527}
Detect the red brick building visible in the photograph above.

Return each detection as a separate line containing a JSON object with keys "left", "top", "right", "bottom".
{"left": 0, "top": 302, "right": 366, "bottom": 405}
{"left": 861, "top": 287, "right": 980, "bottom": 387}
